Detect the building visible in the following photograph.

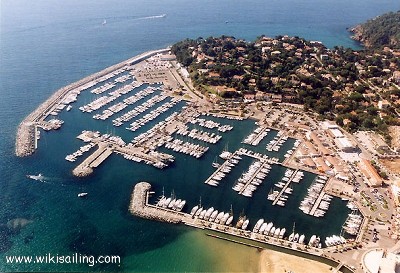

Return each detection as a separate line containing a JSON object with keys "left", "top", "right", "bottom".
{"left": 327, "top": 128, "right": 344, "bottom": 138}
{"left": 324, "top": 125, "right": 357, "bottom": 153}
{"left": 160, "top": 54, "right": 176, "bottom": 61}
{"left": 357, "top": 159, "right": 383, "bottom": 187}
{"left": 335, "top": 137, "right": 357, "bottom": 153}
{"left": 378, "top": 100, "right": 390, "bottom": 109}
{"left": 393, "top": 71, "right": 400, "bottom": 84}
{"left": 362, "top": 249, "right": 400, "bottom": 273}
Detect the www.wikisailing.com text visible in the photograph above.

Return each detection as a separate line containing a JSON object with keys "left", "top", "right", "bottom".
{"left": 6, "top": 253, "right": 120, "bottom": 267}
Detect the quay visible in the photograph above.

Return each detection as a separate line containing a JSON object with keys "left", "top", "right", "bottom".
{"left": 15, "top": 48, "right": 170, "bottom": 157}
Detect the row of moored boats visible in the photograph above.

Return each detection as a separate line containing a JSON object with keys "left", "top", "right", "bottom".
{"left": 266, "top": 132, "right": 288, "bottom": 152}
{"left": 156, "top": 196, "right": 186, "bottom": 211}
{"left": 232, "top": 160, "right": 272, "bottom": 197}
{"left": 176, "top": 127, "right": 222, "bottom": 144}
{"left": 189, "top": 118, "right": 233, "bottom": 132}
{"left": 112, "top": 86, "right": 160, "bottom": 126}
{"left": 284, "top": 139, "right": 301, "bottom": 158}
{"left": 92, "top": 83, "right": 151, "bottom": 121}
{"left": 80, "top": 80, "right": 144, "bottom": 113}
{"left": 164, "top": 138, "right": 209, "bottom": 158}
{"left": 190, "top": 206, "right": 234, "bottom": 226}
{"left": 127, "top": 98, "right": 181, "bottom": 132}
{"left": 242, "top": 126, "right": 270, "bottom": 146}
{"left": 299, "top": 175, "right": 331, "bottom": 217}
{"left": 65, "top": 142, "right": 96, "bottom": 162}
{"left": 206, "top": 155, "right": 242, "bottom": 187}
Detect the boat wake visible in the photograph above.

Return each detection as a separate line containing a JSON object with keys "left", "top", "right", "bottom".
{"left": 26, "top": 174, "right": 67, "bottom": 186}
{"left": 100, "top": 14, "right": 167, "bottom": 25}
{"left": 139, "top": 14, "right": 167, "bottom": 20}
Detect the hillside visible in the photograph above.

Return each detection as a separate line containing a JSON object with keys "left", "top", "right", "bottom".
{"left": 350, "top": 11, "right": 400, "bottom": 49}
{"left": 171, "top": 35, "right": 400, "bottom": 141}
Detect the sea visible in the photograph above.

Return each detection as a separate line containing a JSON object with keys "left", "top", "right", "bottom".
{"left": 1, "top": 0, "right": 399, "bottom": 272}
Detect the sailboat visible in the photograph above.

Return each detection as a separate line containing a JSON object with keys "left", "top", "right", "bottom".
{"left": 102, "top": 19, "right": 107, "bottom": 26}
{"left": 289, "top": 222, "right": 296, "bottom": 241}
{"left": 212, "top": 157, "right": 220, "bottom": 168}
{"left": 219, "top": 143, "right": 232, "bottom": 160}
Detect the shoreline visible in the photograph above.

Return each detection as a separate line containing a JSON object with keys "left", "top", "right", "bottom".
{"left": 258, "top": 248, "right": 338, "bottom": 273}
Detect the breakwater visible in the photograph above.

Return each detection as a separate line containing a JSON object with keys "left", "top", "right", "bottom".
{"left": 15, "top": 48, "right": 170, "bottom": 157}
{"left": 129, "top": 182, "right": 355, "bottom": 272}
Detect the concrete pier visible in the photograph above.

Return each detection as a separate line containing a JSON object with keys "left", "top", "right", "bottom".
{"left": 72, "top": 143, "right": 112, "bottom": 177}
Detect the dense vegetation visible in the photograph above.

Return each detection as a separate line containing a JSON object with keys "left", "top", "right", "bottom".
{"left": 171, "top": 35, "right": 400, "bottom": 140}
{"left": 351, "top": 11, "right": 400, "bottom": 49}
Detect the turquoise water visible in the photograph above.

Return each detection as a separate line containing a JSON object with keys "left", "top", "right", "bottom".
{"left": 1, "top": 0, "right": 399, "bottom": 272}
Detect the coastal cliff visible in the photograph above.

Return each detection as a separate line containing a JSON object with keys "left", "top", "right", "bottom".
{"left": 350, "top": 11, "right": 400, "bottom": 49}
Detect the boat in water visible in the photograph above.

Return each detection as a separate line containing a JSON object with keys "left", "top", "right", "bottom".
{"left": 190, "top": 205, "right": 199, "bottom": 215}
{"left": 253, "top": 218, "right": 264, "bottom": 233}
{"left": 26, "top": 173, "right": 45, "bottom": 182}
{"left": 78, "top": 192, "right": 88, "bottom": 198}
{"left": 299, "top": 234, "right": 305, "bottom": 244}
{"left": 225, "top": 215, "right": 233, "bottom": 226}
{"left": 241, "top": 219, "right": 249, "bottom": 230}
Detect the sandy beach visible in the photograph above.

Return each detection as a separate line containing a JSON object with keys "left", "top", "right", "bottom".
{"left": 259, "top": 249, "right": 335, "bottom": 273}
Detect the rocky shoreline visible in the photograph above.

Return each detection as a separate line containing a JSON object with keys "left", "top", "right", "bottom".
{"left": 348, "top": 25, "right": 369, "bottom": 47}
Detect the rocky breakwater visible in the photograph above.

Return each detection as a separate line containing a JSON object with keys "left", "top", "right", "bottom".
{"left": 129, "top": 182, "right": 184, "bottom": 224}
{"left": 15, "top": 122, "right": 36, "bottom": 157}
{"left": 15, "top": 48, "right": 171, "bottom": 157}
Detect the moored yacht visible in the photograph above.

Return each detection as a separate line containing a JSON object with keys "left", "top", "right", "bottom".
{"left": 241, "top": 219, "right": 249, "bottom": 230}
{"left": 253, "top": 218, "right": 264, "bottom": 233}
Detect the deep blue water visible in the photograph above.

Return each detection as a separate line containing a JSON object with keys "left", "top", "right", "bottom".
{"left": 1, "top": 0, "right": 399, "bottom": 272}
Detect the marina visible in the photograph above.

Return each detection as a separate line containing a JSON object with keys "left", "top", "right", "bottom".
{"left": 13, "top": 48, "right": 378, "bottom": 273}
